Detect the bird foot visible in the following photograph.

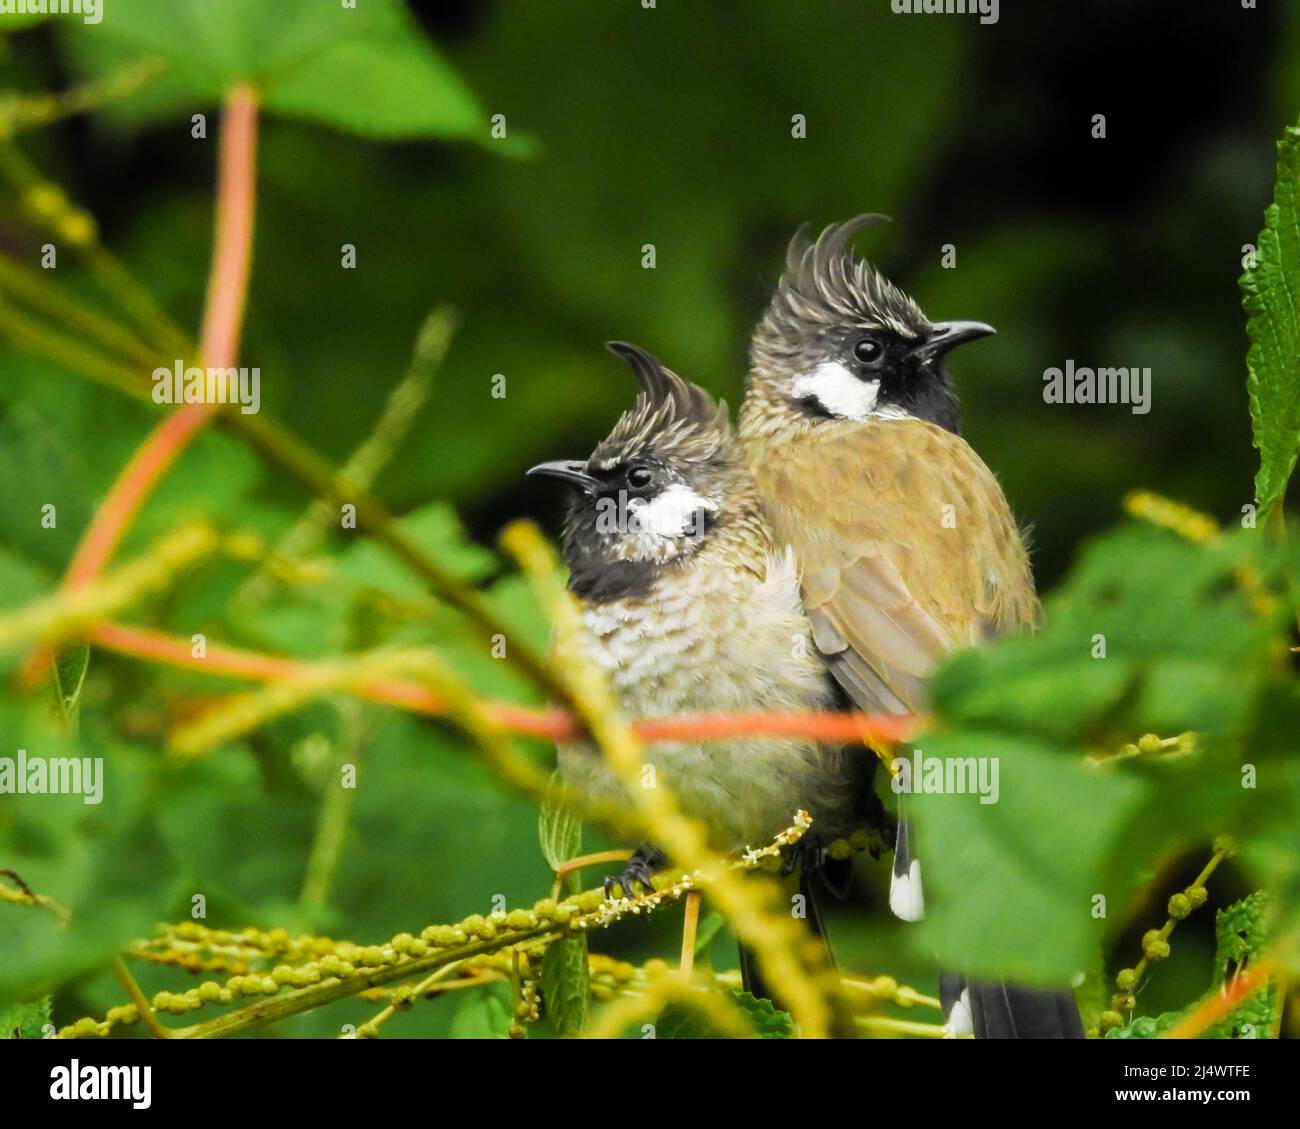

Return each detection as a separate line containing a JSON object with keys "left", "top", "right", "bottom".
{"left": 780, "top": 833, "right": 828, "bottom": 878}
{"left": 603, "top": 845, "right": 664, "bottom": 900}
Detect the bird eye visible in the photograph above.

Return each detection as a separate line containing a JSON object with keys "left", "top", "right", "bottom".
{"left": 627, "top": 466, "right": 654, "bottom": 490}
{"left": 853, "top": 337, "right": 883, "bottom": 364}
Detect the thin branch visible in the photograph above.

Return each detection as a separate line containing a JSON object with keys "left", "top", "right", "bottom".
{"left": 74, "top": 84, "right": 259, "bottom": 583}
{"left": 0, "top": 870, "right": 70, "bottom": 923}
{"left": 680, "top": 891, "right": 701, "bottom": 974}
{"left": 17, "top": 86, "right": 259, "bottom": 685}
{"left": 1100, "top": 843, "right": 1231, "bottom": 1034}
{"left": 198, "top": 86, "right": 258, "bottom": 369}
{"left": 297, "top": 701, "right": 365, "bottom": 910}
{"left": 234, "top": 308, "right": 457, "bottom": 607}
{"left": 856, "top": 1015, "right": 961, "bottom": 1039}
{"left": 0, "top": 302, "right": 151, "bottom": 401}
{"left": 0, "top": 57, "right": 167, "bottom": 135}
{"left": 111, "top": 958, "right": 170, "bottom": 1040}
{"left": 84, "top": 620, "right": 917, "bottom": 752}
{"left": 0, "top": 525, "right": 220, "bottom": 654}
{"left": 0, "top": 252, "right": 159, "bottom": 369}
{"left": 224, "top": 410, "right": 569, "bottom": 703}
{"left": 0, "top": 135, "right": 192, "bottom": 359}
{"left": 139, "top": 818, "right": 805, "bottom": 1041}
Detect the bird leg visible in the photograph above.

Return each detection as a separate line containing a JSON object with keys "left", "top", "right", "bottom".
{"left": 603, "top": 843, "right": 666, "bottom": 900}
{"left": 780, "top": 833, "right": 828, "bottom": 878}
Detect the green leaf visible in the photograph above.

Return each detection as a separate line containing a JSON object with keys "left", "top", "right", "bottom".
{"left": 52, "top": 642, "right": 89, "bottom": 724}
{"left": 448, "top": 980, "right": 512, "bottom": 1039}
{"left": 1213, "top": 890, "right": 1271, "bottom": 987}
{"left": 66, "top": 0, "right": 495, "bottom": 142}
{"left": 1104, "top": 1011, "right": 1181, "bottom": 1039}
{"left": 1242, "top": 122, "right": 1300, "bottom": 515}
{"left": 915, "top": 522, "right": 1298, "bottom": 985}
{"left": 729, "top": 991, "right": 795, "bottom": 1038}
{"left": 1199, "top": 891, "right": 1277, "bottom": 1039}
{"left": 0, "top": 996, "right": 52, "bottom": 1039}
{"left": 933, "top": 525, "right": 1285, "bottom": 745}
{"left": 656, "top": 990, "right": 793, "bottom": 1039}
{"left": 0, "top": 780, "right": 187, "bottom": 1002}
{"left": 540, "top": 934, "right": 588, "bottom": 1037}
{"left": 538, "top": 773, "right": 582, "bottom": 872}
{"left": 264, "top": 26, "right": 482, "bottom": 142}
{"left": 910, "top": 732, "right": 1149, "bottom": 983}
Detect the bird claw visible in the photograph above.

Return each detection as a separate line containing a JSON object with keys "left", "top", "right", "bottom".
{"left": 603, "top": 853, "right": 660, "bottom": 901}
{"left": 780, "top": 834, "right": 827, "bottom": 877}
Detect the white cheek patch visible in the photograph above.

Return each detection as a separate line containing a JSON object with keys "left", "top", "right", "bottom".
{"left": 628, "top": 483, "right": 717, "bottom": 539}
{"left": 791, "top": 361, "right": 879, "bottom": 420}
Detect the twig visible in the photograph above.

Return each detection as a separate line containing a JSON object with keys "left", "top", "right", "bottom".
{"left": 234, "top": 307, "right": 458, "bottom": 606}
{"left": 348, "top": 960, "right": 468, "bottom": 1039}
{"left": 0, "top": 524, "right": 220, "bottom": 653}
{"left": 298, "top": 701, "right": 365, "bottom": 910}
{"left": 97, "top": 818, "right": 808, "bottom": 1040}
{"left": 0, "top": 303, "right": 151, "bottom": 401}
{"left": 0, "top": 870, "right": 70, "bottom": 923}
{"left": 843, "top": 975, "right": 942, "bottom": 1012}
{"left": 0, "top": 57, "right": 166, "bottom": 135}
{"left": 856, "top": 1015, "right": 962, "bottom": 1039}
{"left": 17, "top": 85, "right": 259, "bottom": 685}
{"left": 680, "top": 891, "right": 701, "bottom": 974}
{"left": 225, "top": 410, "right": 569, "bottom": 703}
{"left": 198, "top": 87, "right": 258, "bottom": 368}
{"left": 554, "top": 850, "right": 631, "bottom": 884}
{"left": 1100, "top": 842, "right": 1231, "bottom": 1034}
{"left": 85, "top": 620, "right": 917, "bottom": 748}
{"left": 0, "top": 253, "right": 159, "bottom": 369}
{"left": 111, "top": 959, "right": 170, "bottom": 1040}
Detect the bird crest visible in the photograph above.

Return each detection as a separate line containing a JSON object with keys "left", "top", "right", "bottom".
{"left": 755, "top": 216, "right": 930, "bottom": 367}
{"left": 591, "top": 342, "right": 731, "bottom": 471}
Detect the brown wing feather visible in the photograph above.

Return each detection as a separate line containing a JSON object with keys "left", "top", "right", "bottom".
{"left": 751, "top": 418, "right": 1037, "bottom": 714}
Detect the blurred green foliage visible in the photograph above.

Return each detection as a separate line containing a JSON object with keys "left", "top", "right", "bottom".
{"left": 917, "top": 525, "right": 1298, "bottom": 984}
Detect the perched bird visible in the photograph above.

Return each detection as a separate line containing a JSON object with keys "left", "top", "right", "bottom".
{"left": 739, "top": 215, "right": 1084, "bottom": 1039}
{"left": 528, "top": 341, "right": 872, "bottom": 1000}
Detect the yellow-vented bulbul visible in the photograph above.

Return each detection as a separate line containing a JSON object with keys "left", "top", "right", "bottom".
{"left": 529, "top": 342, "right": 877, "bottom": 1001}
{"left": 739, "top": 216, "right": 1084, "bottom": 1039}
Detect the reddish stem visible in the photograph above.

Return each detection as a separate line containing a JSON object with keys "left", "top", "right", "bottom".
{"left": 198, "top": 85, "right": 258, "bottom": 371}
{"left": 1162, "top": 960, "right": 1276, "bottom": 1039}
{"left": 86, "top": 621, "right": 921, "bottom": 748}
{"left": 19, "top": 86, "right": 259, "bottom": 686}
{"left": 64, "top": 405, "right": 217, "bottom": 589}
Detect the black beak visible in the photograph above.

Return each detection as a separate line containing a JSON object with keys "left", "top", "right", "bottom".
{"left": 527, "top": 459, "right": 598, "bottom": 495}
{"left": 909, "top": 320, "right": 996, "bottom": 364}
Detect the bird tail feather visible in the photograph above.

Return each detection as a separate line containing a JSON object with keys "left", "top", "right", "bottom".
{"left": 941, "top": 972, "right": 1084, "bottom": 1038}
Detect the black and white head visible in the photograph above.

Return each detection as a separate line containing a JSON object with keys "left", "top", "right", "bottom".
{"left": 748, "top": 215, "right": 994, "bottom": 434}
{"left": 529, "top": 342, "right": 738, "bottom": 601}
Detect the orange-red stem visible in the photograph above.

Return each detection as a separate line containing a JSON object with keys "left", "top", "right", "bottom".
{"left": 87, "top": 621, "right": 922, "bottom": 748}
{"left": 19, "top": 86, "right": 259, "bottom": 687}
{"left": 1162, "top": 960, "right": 1277, "bottom": 1039}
